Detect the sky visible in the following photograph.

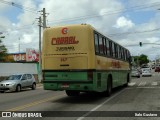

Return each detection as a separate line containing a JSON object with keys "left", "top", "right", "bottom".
{"left": 0, "top": 0, "right": 160, "bottom": 60}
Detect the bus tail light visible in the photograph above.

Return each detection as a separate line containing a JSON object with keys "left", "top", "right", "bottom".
{"left": 87, "top": 71, "right": 93, "bottom": 81}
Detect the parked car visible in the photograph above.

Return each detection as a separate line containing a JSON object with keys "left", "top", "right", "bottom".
{"left": 0, "top": 74, "right": 36, "bottom": 93}
{"left": 141, "top": 68, "right": 152, "bottom": 77}
{"left": 131, "top": 69, "right": 141, "bottom": 78}
{"left": 155, "top": 66, "right": 160, "bottom": 72}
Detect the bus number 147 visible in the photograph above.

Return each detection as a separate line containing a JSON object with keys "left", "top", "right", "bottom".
{"left": 61, "top": 58, "right": 68, "bottom": 62}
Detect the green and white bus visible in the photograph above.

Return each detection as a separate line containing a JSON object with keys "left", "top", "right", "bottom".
{"left": 42, "top": 24, "right": 131, "bottom": 96}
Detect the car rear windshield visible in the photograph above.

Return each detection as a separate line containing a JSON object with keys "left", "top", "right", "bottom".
{"left": 142, "top": 68, "right": 150, "bottom": 71}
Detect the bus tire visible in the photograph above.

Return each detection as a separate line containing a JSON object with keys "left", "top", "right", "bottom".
{"left": 106, "top": 76, "right": 112, "bottom": 96}
{"left": 65, "top": 90, "right": 80, "bottom": 96}
{"left": 124, "top": 73, "right": 130, "bottom": 87}
{"left": 102, "top": 76, "right": 112, "bottom": 97}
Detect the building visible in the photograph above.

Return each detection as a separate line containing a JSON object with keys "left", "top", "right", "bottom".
{"left": 0, "top": 49, "right": 41, "bottom": 83}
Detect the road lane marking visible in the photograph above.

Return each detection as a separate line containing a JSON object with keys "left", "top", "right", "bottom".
{"left": 137, "top": 87, "right": 155, "bottom": 89}
{"left": 77, "top": 88, "right": 126, "bottom": 120}
{"left": 151, "top": 82, "right": 158, "bottom": 86}
{"left": 128, "top": 82, "right": 136, "bottom": 86}
{"left": 126, "top": 86, "right": 160, "bottom": 89}
{"left": 138, "top": 82, "right": 146, "bottom": 86}
{"left": 5, "top": 94, "right": 65, "bottom": 111}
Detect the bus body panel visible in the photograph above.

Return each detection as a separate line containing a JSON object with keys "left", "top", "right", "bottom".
{"left": 94, "top": 55, "right": 130, "bottom": 91}
{"left": 43, "top": 70, "right": 98, "bottom": 92}
{"left": 42, "top": 24, "right": 131, "bottom": 94}
{"left": 42, "top": 24, "right": 95, "bottom": 70}
{"left": 44, "top": 56, "right": 88, "bottom": 70}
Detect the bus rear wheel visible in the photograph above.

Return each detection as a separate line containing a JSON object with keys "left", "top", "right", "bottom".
{"left": 124, "top": 73, "right": 130, "bottom": 87}
{"left": 102, "top": 76, "right": 112, "bottom": 97}
{"left": 106, "top": 77, "right": 112, "bottom": 96}
{"left": 65, "top": 90, "right": 80, "bottom": 96}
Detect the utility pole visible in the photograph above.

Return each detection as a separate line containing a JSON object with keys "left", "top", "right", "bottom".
{"left": 42, "top": 8, "right": 47, "bottom": 29}
{"left": 37, "top": 8, "right": 47, "bottom": 82}
{"left": 37, "top": 16, "right": 42, "bottom": 83}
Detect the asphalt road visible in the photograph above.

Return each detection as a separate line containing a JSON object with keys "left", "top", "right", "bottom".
{"left": 0, "top": 71, "right": 160, "bottom": 120}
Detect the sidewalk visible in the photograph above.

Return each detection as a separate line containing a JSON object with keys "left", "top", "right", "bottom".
{"left": 36, "top": 83, "right": 43, "bottom": 87}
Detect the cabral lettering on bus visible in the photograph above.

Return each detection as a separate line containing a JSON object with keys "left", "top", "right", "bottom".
{"left": 51, "top": 36, "right": 79, "bottom": 45}
{"left": 111, "top": 61, "right": 121, "bottom": 68}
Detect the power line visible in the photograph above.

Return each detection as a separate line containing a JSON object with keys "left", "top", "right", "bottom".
{"left": 1, "top": 0, "right": 160, "bottom": 26}
{"left": 108, "top": 28, "right": 160, "bottom": 37}
{"left": 0, "top": 0, "right": 37, "bottom": 13}
{"left": 1, "top": 1, "right": 160, "bottom": 50}
{"left": 0, "top": 20, "right": 38, "bottom": 34}
{"left": 47, "top": 1, "right": 160, "bottom": 24}
{"left": 2, "top": 24, "right": 160, "bottom": 47}
{"left": 0, "top": 0, "right": 160, "bottom": 34}
{"left": 0, "top": 0, "right": 41, "bottom": 34}
{"left": 1, "top": 23, "right": 160, "bottom": 40}
{"left": 4, "top": 27, "right": 160, "bottom": 50}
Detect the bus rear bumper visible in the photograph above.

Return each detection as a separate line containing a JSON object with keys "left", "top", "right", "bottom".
{"left": 43, "top": 82, "right": 94, "bottom": 92}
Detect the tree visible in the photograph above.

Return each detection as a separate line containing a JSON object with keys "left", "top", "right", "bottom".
{"left": 133, "top": 54, "right": 149, "bottom": 66}
{"left": 0, "top": 39, "right": 7, "bottom": 62}
{"left": 139, "top": 54, "right": 149, "bottom": 66}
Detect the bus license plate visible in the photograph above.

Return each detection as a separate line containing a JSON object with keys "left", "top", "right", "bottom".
{"left": 61, "top": 84, "right": 69, "bottom": 88}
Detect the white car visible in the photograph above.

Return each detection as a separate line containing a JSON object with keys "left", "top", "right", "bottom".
{"left": 141, "top": 68, "right": 152, "bottom": 77}
{"left": 131, "top": 69, "right": 140, "bottom": 78}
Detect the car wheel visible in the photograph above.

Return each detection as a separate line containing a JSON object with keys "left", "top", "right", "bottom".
{"left": 0, "top": 91, "right": 4, "bottom": 93}
{"left": 16, "top": 85, "right": 21, "bottom": 92}
{"left": 32, "top": 83, "right": 36, "bottom": 90}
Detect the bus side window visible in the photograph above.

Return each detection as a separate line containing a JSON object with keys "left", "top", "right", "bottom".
{"left": 117, "top": 45, "right": 120, "bottom": 59}
{"left": 127, "top": 51, "right": 131, "bottom": 62}
{"left": 124, "top": 49, "right": 127, "bottom": 61}
{"left": 94, "top": 33, "right": 99, "bottom": 54}
{"left": 114, "top": 43, "right": 118, "bottom": 58}
{"left": 109, "top": 41, "right": 113, "bottom": 57}
{"left": 103, "top": 37, "right": 107, "bottom": 55}
{"left": 112, "top": 42, "right": 115, "bottom": 58}
{"left": 128, "top": 51, "right": 131, "bottom": 63}
{"left": 125, "top": 49, "right": 128, "bottom": 61}
{"left": 122, "top": 48, "right": 125, "bottom": 60}
{"left": 121, "top": 48, "right": 123, "bottom": 59}
{"left": 120, "top": 46, "right": 122, "bottom": 59}
{"left": 128, "top": 51, "right": 130, "bottom": 61}
{"left": 99, "top": 35, "right": 104, "bottom": 55}
{"left": 121, "top": 48, "right": 124, "bottom": 60}
{"left": 106, "top": 38, "right": 110, "bottom": 56}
